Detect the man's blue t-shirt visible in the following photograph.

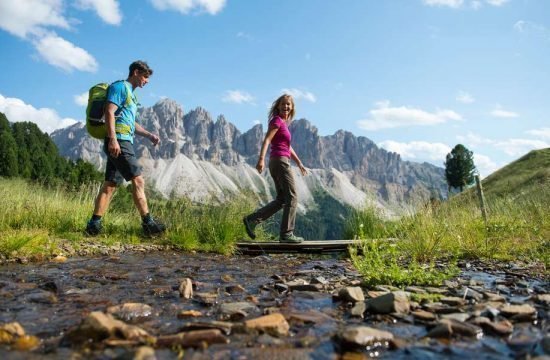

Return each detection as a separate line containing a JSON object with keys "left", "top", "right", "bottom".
{"left": 106, "top": 80, "right": 138, "bottom": 143}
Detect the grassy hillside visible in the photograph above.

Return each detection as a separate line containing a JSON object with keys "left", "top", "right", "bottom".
{"left": 481, "top": 148, "right": 550, "bottom": 199}
{"left": 347, "top": 148, "right": 549, "bottom": 286}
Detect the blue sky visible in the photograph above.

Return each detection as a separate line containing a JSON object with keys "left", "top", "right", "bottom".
{"left": 0, "top": 0, "right": 549, "bottom": 177}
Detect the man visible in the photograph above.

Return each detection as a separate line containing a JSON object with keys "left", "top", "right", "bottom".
{"left": 85, "top": 60, "right": 166, "bottom": 237}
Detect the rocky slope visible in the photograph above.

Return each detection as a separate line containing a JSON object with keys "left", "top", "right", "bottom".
{"left": 51, "top": 98, "right": 447, "bottom": 215}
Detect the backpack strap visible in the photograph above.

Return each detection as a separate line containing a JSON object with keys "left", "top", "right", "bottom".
{"left": 111, "top": 80, "right": 137, "bottom": 117}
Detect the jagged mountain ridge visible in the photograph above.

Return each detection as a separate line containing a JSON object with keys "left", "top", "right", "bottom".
{"left": 51, "top": 98, "right": 447, "bottom": 214}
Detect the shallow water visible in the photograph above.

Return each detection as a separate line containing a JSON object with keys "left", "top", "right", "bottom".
{"left": 0, "top": 251, "right": 547, "bottom": 359}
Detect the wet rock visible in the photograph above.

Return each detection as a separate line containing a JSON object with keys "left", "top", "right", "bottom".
{"left": 470, "top": 317, "right": 513, "bottom": 336}
{"left": 27, "top": 290, "right": 58, "bottom": 304}
{"left": 244, "top": 313, "right": 290, "bottom": 337}
{"left": 535, "top": 294, "right": 550, "bottom": 307}
{"left": 443, "top": 280, "right": 459, "bottom": 289}
{"left": 275, "top": 283, "right": 289, "bottom": 293}
{"left": 350, "top": 302, "right": 367, "bottom": 318}
{"left": 411, "top": 310, "right": 436, "bottom": 322}
{"left": 179, "top": 321, "right": 233, "bottom": 335}
{"left": 289, "top": 284, "right": 322, "bottom": 292}
{"left": 366, "top": 291, "right": 410, "bottom": 315}
{"left": 441, "top": 313, "right": 470, "bottom": 322}
{"left": 221, "top": 274, "right": 234, "bottom": 282}
{"left": 426, "top": 319, "right": 482, "bottom": 338}
{"left": 482, "top": 291, "right": 506, "bottom": 303}
{"left": 51, "top": 255, "right": 67, "bottom": 263}
{"left": 0, "top": 322, "right": 25, "bottom": 344}
{"left": 106, "top": 303, "right": 153, "bottom": 323}
{"left": 456, "top": 287, "right": 483, "bottom": 302}
{"left": 150, "top": 286, "right": 173, "bottom": 298}
{"left": 496, "top": 285, "right": 511, "bottom": 295}
{"left": 422, "top": 302, "right": 459, "bottom": 314}
{"left": 311, "top": 276, "right": 329, "bottom": 285}
{"left": 179, "top": 278, "right": 193, "bottom": 299}
{"left": 39, "top": 280, "right": 59, "bottom": 293}
{"left": 500, "top": 304, "right": 537, "bottom": 319}
{"left": 225, "top": 284, "right": 246, "bottom": 294}
{"left": 178, "top": 310, "right": 203, "bottom": 318}
{"left": 64, "top": 311, "right": 150, "bottom": 344}
{"left": 134, "top": 346, "right": 156, "bottom": 360}
{"left": 338, "top": 287, "right": 365, "bottom": 303}
{"left": 285, "top": 279, "right": 308, "bottom": 287}
{"left": 340, "top": 326, "right": 394, "bottom": 348}
{"left": 367, "top": 290, "right": 388, "bottom": 298}
{"left": 156, "top": 329, "right": 228, "bottom": 348}
{"left": 218, "top": 302, "right": 258, "bottom": 319}
{"left": 256, "top": 333, "right": 284, "bottom": 346}
{"left": 541, "top": 334, "right": 550, "bottom": 354}
{"left": 193, "top": 292, "right": 218, "bottom": 306}
{"left": 440, "top": 297, "right": 466, "bottom": 306}
{"left": 12, "top": 335, "right": 40, "bottom": 351}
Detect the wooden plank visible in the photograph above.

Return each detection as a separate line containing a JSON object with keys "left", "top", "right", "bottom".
{"left": 235, "top": 239, "right": 363, "bottom": 255}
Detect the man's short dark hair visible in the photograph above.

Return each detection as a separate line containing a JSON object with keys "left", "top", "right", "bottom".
{"left": 129, "top": 60, "right": 153, "bottom": 77}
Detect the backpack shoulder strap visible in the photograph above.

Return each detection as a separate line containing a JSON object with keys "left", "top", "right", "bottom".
{"left": 109, "top": 80, "right": 137, "bottom": 111}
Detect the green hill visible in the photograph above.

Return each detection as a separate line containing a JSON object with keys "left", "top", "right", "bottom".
{"left": 481, "top": 148, "right": 550, "bottom": 199}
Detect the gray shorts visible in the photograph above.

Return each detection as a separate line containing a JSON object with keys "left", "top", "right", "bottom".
{"left": 103, "top": 139, "right": 141, "bottom": 185}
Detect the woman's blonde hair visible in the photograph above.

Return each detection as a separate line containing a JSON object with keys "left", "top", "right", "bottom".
{"left": 268, "top": 94, "right": 295, "bottom": 122}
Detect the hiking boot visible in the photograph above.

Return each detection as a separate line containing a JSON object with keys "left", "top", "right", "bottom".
{"left": 243, "top": 216, "right": 257, "bottom": 240}
{"left": 279, "top": 233, "right": 304, "bottom": 243}
{"left": 85, "top": 219, "right": 102, "bottom": 236}
{"left": 142, "top": 217, "right": 166, "bottom": 237}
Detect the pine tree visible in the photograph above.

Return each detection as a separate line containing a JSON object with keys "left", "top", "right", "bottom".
{"left": 444, "top": 144, "right": 476, "bottom": 192}
{"left": 0, "top": 130, "right": 18, "bottom": 177}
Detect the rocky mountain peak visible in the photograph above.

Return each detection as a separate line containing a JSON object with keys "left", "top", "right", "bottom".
{"left": 52, "top": 99, "right": 448, "bottom": 209}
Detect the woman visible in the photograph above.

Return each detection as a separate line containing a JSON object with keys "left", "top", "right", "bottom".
{"left": 243, "top": 94, "right": 307, "bottom": 243}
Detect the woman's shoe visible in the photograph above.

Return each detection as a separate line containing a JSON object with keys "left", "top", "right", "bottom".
{"left": 279, "top": 233, "right": 304, "bottom": 243}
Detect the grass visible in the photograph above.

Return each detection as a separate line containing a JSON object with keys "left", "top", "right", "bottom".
{"left": 347, "top": 159, "right": 549, "bottom": 287}
{"left": 0, "top": 178, "right": 260, "bottom": 258}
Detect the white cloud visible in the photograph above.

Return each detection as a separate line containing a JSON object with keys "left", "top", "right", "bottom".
{"left": 236, "top": 31, "right": 253, "bottom": 41}
{"left": 75, "top": 0, "right": 122, "bottom": 25}
{"left": 378, "top": 140, "right": 451, "bottom": 162}
{"left": 150, "top": 0, "right": 226, "bottom": 15}
{"left": 494, "top": 138, "right": 549, "bottom": 156}
{"left": 490, "top": 104, "right": 519, "bottom": 118}
{"left": 0, "top": 0, "right": 70, "bottom": 39}
{"left": 33, "top": 33, "right": 98, "bottom": 73}
{"left": 526, "top": 127, "right": 550, "bottom": 140}
{"left": 474, "top": 153, "right": 499, "bottom": 176}
{"left": 281, "top": 88, "right": 317, "bottom": 103}
{"left": 456, "top": 90, "right": 475, "bottom": 104}
{"left": 456, "top": 132, "right": 494, "bottom": 147}
{"left": 222, "top": 90, "right": 254, "bottom": 104}
{"left": 357, "top": 101, "right": 462, "bottom": 131}
{"left": 456, "top": 132, "right": 549, "bottom": 157}
{"left": 471, "top": 1, "right": 482, "bottom": 9}
{"left": 74, "top": 92, "right": 89, "bottom": 106}
{"left": 0, "top": 93, "right": 78, "bottom": 134}
{"left": 0, "top": 0, "right": 99, "bottom": 73}
{"left": 513, "top": 20, "right": 550, "bottom": 40}
{"left": 423, "top": 0, "right": 464, "bottom": 8}
{"left": 485, "top": 0, "right": 508, "bottom": 6}
{"left": 423, "top": 0, "right": 508, "bottom": 9}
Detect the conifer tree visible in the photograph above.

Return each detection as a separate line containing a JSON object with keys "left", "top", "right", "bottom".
{"left": 444, "top": 144, "right": 476, "bottom": 192}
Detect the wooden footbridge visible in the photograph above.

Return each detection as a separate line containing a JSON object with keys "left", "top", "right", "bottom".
{"left": 235, "top": 239, "right": 363, "bottom": 255}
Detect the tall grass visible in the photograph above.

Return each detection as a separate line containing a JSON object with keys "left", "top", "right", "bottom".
{"left": 0, "top": 178, "right": 258, "bottom": 257}
{"left": 348, "top": 187, "right": 549, "bottom": 286}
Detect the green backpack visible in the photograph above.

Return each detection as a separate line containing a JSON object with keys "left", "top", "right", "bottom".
{"left": 85, "top": 81, "right": 134, "bottom": 139}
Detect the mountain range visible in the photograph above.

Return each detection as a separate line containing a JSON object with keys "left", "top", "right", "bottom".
{"left": 51, "top": 98, "right": 447, "bottom": 216}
